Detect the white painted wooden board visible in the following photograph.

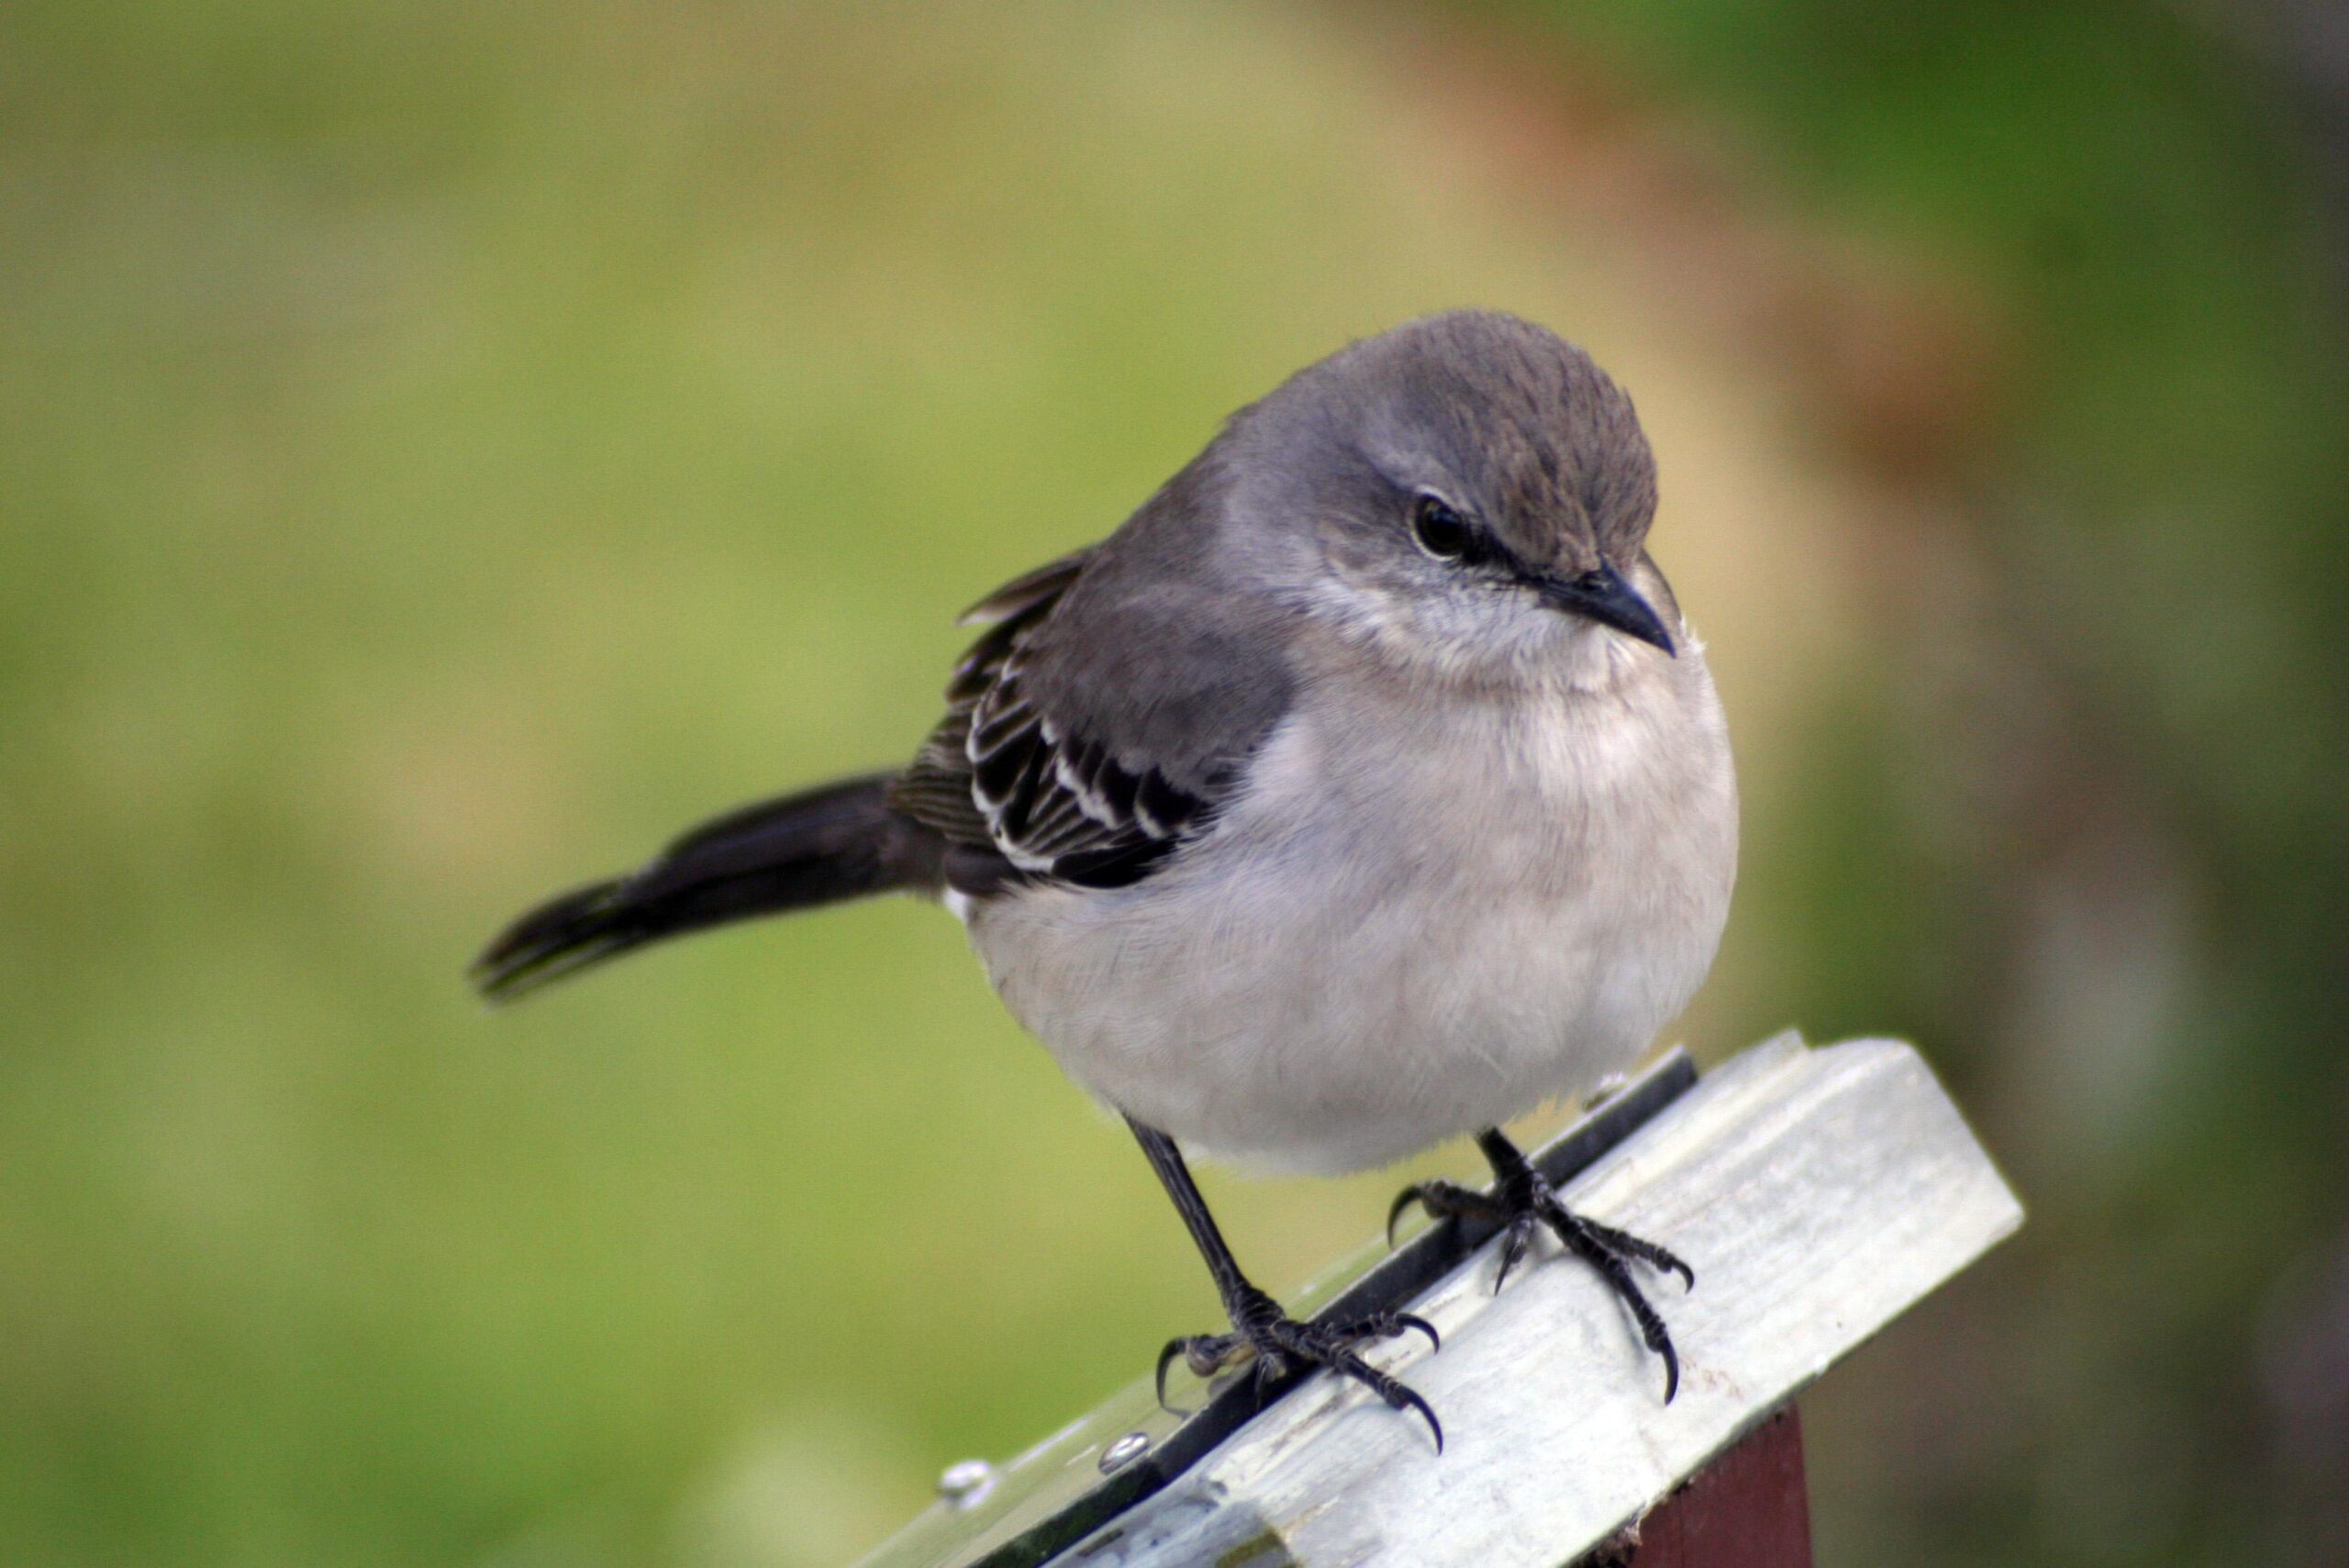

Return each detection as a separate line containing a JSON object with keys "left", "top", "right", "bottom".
{"left": 857, "top": 1035, "right": 2022, "bottom": 1568}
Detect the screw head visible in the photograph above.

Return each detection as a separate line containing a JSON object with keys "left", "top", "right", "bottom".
{"left": 1097, "top": 1430, "right": 1152, "bottom": 1474}
{"left": 937, "top": 1458, "right": 996, "bottom": 1510}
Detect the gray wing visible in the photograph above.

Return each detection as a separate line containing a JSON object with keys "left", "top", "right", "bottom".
{"left": 890, "top": 473, "right": 1295, "bottom": 892}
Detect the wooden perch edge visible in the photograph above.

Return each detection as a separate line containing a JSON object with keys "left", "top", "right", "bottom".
{"left": 855, "top": 1034, "right": 2024, "bottom": 1568}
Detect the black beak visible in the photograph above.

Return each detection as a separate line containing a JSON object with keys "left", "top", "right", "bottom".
{"left": 1532, "top": 562, "right": 1676, "bottom": 656}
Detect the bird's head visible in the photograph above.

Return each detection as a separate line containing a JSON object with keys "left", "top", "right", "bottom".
{"left": 1224, "top": 310, "right": 1677, "bottom": 686}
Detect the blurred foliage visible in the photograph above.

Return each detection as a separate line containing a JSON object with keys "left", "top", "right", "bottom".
{"left": 2, "top": 2, "right": 2343, "bottom": 1567}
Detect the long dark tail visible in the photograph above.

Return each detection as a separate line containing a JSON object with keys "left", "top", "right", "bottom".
{"left": 471, "top": 773, "right": 945, "bottom": 1002}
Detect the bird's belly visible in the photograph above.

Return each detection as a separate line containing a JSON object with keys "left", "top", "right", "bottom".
{"left": 963, "top": 690, "right": 1733, "bottom": 1174}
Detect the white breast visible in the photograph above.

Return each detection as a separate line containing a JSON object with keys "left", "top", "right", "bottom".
{"left": 961, "top": 636, "right": 1737, "bottom": 1174}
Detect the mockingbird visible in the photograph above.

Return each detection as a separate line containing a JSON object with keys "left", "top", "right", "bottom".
{"left": 473, "top": 310, "right": 1738, "bottom": 1450}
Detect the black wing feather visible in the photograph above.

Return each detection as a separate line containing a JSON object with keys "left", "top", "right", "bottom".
{"left": 889, "top": 548, "right": 1230, "bottom": 892}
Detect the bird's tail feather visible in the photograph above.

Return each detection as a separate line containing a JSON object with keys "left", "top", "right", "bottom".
{"left": 471, "top": 772, "right": 944, "bottom": 1002}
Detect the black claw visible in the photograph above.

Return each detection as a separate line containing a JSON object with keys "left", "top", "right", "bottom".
{"left": 1493, "top": 1219, "right": 1533, "bottom": 1294}
{"left": 1386, "top": 1185, "right": 1426, "bottom": 1249}
{"left": 1154, "top": 1338, "right": 1182, "bottom": 1413}
{"left": 1317, "top": 1340, "right": 1444, "bottom": 1454}
{"left": 1386, "top": 1178, "right": 1504, "bottom": 1250}
{"left": 1155, "top": 1336, "right": 1202, "bottom": 1415}
{"left": 1401, "top": 1385, "right": 1445, "bottom": 1453}
{"left": 1387, "top": 1312, "right": 1442, "bottom": 1353}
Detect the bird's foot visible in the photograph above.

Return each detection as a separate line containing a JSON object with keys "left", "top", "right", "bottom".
{"left": 1156, "top": 1284, "right": 1444, "bottom": 1451}
{"left": 1389, "top": 1154, "right": 1694, "bottom": 1402}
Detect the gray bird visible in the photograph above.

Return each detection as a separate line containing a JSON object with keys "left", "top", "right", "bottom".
{"left": 473, "top": 310, "right": 1738, "bottom": 1449}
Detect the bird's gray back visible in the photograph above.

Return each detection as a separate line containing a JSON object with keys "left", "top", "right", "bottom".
{"left": 1015, "top": 450, "right": 1298, "bottom": 798}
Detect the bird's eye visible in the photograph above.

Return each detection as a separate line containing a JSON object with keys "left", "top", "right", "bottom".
{"left": 1412, "top": 495, "right": 1476, "bottom": 562}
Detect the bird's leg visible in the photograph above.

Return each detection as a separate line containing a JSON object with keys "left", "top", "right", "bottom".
{"left": 1127, "top": 1118, "right": 1444, "bottom": 1451}
{"left": 1389, "top": 1127, "right": 1695, "bottom": 1401}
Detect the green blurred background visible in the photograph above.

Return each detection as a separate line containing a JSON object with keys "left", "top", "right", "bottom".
{"left": 5, "top": 2, "right": 2345, "bottom": 1564}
